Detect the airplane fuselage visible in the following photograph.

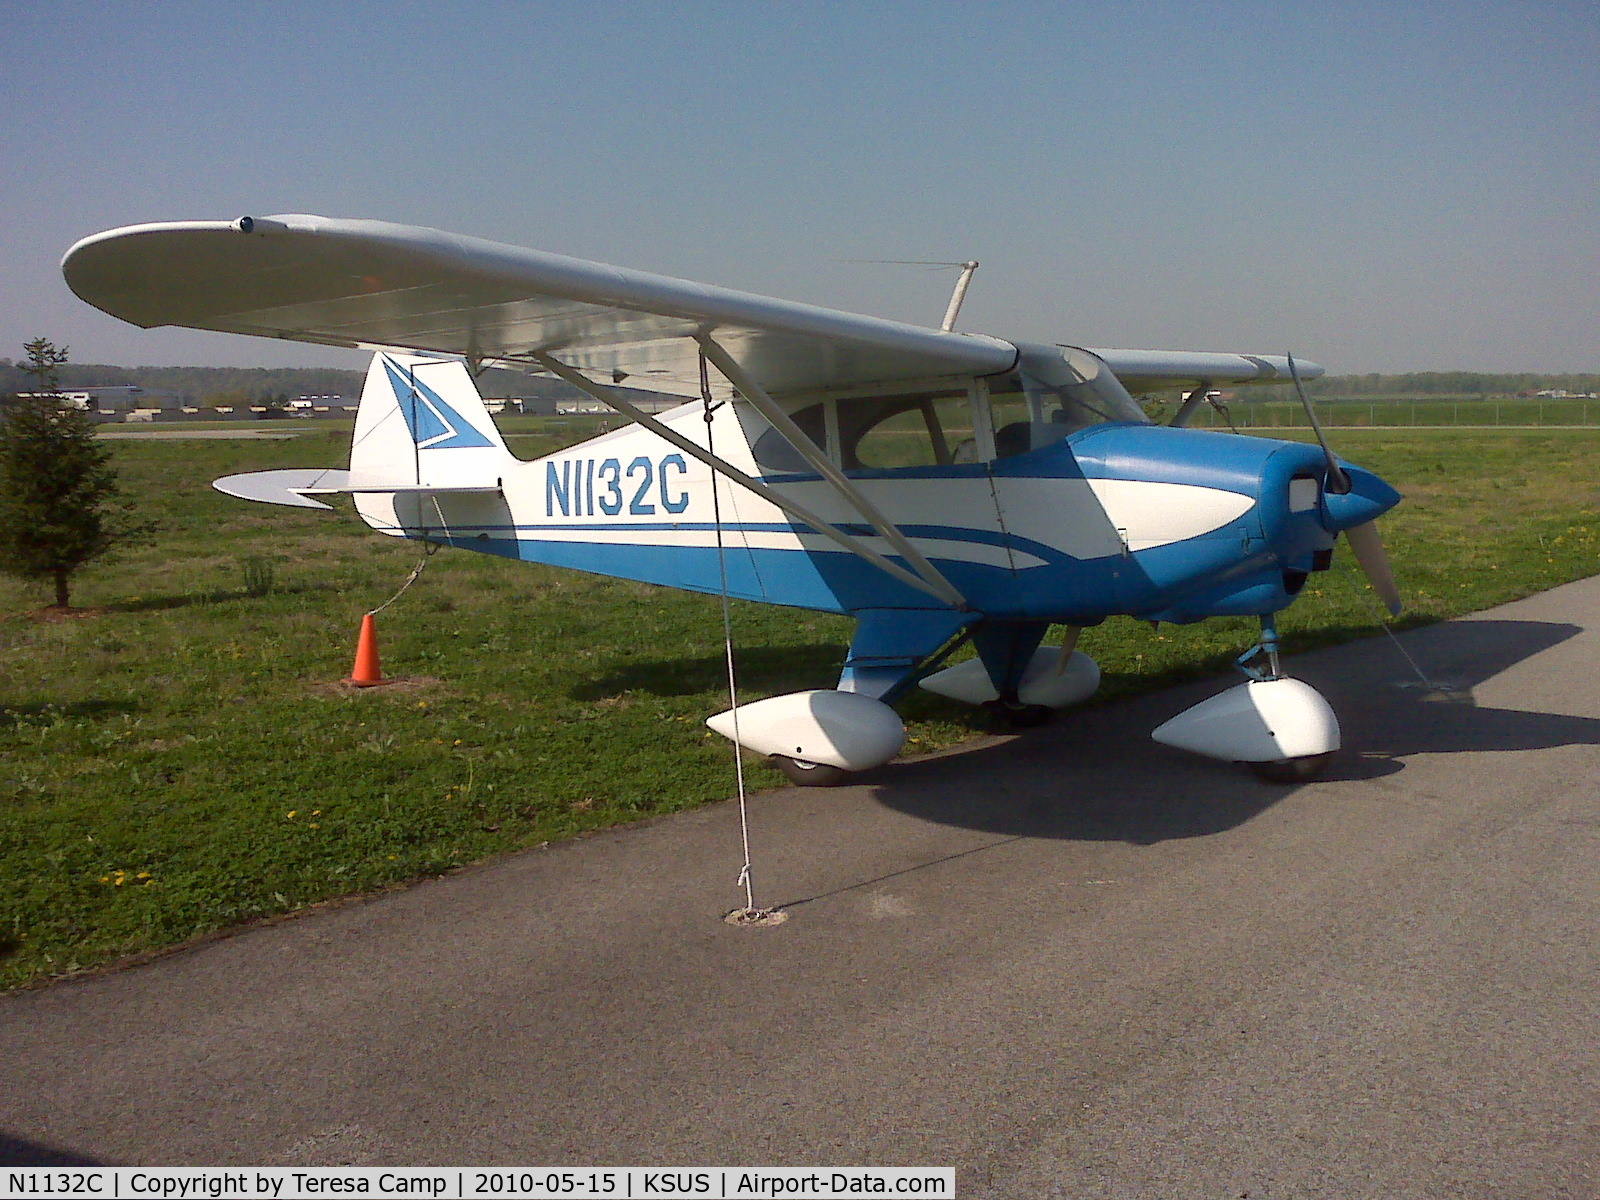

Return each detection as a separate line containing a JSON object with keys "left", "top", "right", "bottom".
{"left": 372, "top": 395, "right": 1397, "bottom": 631}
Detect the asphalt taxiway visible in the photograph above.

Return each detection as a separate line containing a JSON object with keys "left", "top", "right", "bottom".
{"left": 5, "top": 578, "right": 1599, "bottom": 1196}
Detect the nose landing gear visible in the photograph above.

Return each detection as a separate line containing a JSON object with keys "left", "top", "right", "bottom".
{"left": 1151, "top": 614, "right": 1341, "bottom": 782}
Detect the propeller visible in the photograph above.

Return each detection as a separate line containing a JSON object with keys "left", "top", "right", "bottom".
{"left": 1344, "top": 520, "right": 1403, "bottom": 617}
{"left": 1287, "top": 352, "right": 1402, "bottom": 617}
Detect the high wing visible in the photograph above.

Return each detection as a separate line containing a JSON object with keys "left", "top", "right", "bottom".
{"left": 1089, "top": 348, "right": 1315, "bottom": 393}
{"left": 61, "top": 215, "right": 1017, "bottom": 399}
{"left": 61, "top": 214, "right": 1319, "bottom": 399}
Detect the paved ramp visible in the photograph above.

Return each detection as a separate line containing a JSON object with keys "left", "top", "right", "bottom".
{"left": 5, "top": 580, "right": 1600, "bottom": 1196}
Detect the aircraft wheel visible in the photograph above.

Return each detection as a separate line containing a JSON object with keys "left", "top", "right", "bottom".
{"left": 984, "top": 699, "right": 1055, "bottom": 729}
{"left": 771, "top": 755, "right": 853, "bottom": 787}
{"left": 1249, "top": 752, "right": 1336, "bottom": 784}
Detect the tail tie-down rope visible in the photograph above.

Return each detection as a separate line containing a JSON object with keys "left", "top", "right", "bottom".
{"left": 347, "top": 500, "right": 443, "bottom": 687}
{"left": 369, "top": 539, "right": 438, "bottom": 618}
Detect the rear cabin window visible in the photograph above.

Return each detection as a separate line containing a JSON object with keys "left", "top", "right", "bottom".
{"left": 751, "top": 393, "right": 976, "bottom": 474}
{"left": 751, "top": 404, "right": 828, "bottom": 473}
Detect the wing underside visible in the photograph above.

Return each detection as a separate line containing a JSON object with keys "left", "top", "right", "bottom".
{"left": 63, "top": 214, "right": 1321, "bottom": 401}
{"left": 62, "top": 215, "right": 1320, "bottom": 399}
{"left": 62, "top": 215, "right": 1018, "bottom": 399}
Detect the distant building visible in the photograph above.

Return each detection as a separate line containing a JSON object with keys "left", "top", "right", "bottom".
{"left": 495, "top": 396, "right": 556, "bottom": 415}
{"left": 555, "top": 394, "right": 684, "bottom": 415}
{"left": 57, "top": 385, "right": 183, "bottom": 412}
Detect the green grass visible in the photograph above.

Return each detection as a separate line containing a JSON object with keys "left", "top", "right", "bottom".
{"left": 3, "top": 427, "right": 1600, "bottom": 989}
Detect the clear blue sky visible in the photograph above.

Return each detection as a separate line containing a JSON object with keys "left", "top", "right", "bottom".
{"left": 2, "top": 0, "right": 1595, "bottom": 373}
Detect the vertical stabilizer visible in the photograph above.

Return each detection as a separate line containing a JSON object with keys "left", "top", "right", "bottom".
{"left": 350, "top": 352, "right": 510, "bottom": 484}
{"left": 349, "top": 351, "right": 513, "bottom": 534}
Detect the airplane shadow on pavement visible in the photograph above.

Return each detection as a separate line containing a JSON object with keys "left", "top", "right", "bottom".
{"left": 871, "top": 619, "right": 1600, "bottom": 846}
{"left": 0, "top": 1131, "right": 105, "bottom": 1167}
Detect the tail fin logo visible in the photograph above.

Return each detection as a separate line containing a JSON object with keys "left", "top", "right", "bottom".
{"left": 381, "top": 357, "right": 495, "bottom": 450}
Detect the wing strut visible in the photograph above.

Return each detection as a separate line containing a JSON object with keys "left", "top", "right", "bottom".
{"left": 1169, "top": 380, "right": 1212, "bottom": 428}
{"left": 693, "top": 334, "right": 967, "bottom": 609}
{"left": 528, "top": 351, "right": 961, "bottom": 607}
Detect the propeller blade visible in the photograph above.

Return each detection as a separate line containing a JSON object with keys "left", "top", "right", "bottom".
{"left": 1345, "top": 520, "right": 1402, "bottom": 616}
{"left": 1289, "top": 352, "right": 1350, "bottom": 494}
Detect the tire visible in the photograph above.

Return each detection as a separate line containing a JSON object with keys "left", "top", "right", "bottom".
{"left": 982, "top": 699, "right": 1056, "bottom": 729}
{"left": 771, "top": 755, "right": 853, "bottom": 787}
{"left": 1250, "top": 752, "right": 1336, "bottom": 784}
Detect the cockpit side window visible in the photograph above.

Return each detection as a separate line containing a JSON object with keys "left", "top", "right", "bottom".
{"left": 752, "top": 392, "right": 978, "bottom": 474}
{"left": 841, "top": 392, "right": 972, "bottom": 470}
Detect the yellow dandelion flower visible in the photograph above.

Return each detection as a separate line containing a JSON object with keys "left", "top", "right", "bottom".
{"left": 136, "top": 871, "right": 151, "bottom": 879}
{"left": 309, "top": 823, "right": 320, "bottom": 829}
{"left": 286, "top": 810, "right": 297, "bottom": 819}
{"left": 311, "top": 809, "right": 321, "bottom": 816}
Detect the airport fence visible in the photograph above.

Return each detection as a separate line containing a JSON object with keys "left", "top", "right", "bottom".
{"left": 1184, "top": 398, "right": 1600, "bottom": 430}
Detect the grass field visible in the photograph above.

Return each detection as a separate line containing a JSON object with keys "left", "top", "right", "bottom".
{"left": 3, "top": 424, "right": 1599, "bottom": 990}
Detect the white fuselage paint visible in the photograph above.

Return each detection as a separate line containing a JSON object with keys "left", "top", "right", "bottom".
{"left": 367, "top": 397, "right": 1256, "bottom": 575}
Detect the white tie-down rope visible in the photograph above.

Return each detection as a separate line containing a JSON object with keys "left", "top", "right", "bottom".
{"left": 700, "top": 351, "right": 778, "bottom": 924}
{"left": 367, "top": 497, "right": 445, "bottom": 616}
{"left": 367, "top": 546, "right": 432, "bottom": 617}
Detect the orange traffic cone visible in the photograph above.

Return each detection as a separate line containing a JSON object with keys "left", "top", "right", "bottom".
{"left": 348, "top": 612, "right": 386, "bottom": 686}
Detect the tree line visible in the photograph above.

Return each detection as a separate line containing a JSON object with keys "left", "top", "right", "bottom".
{"left": 1242, "top": 371, "right": 1600, "bottom": 402}
{"left": 0, "top": 361, "right": 636, "bottom": 407}
{"left": 5, "top": 360, "right": 1596, "bottom": 407}
{"left": 0, "top": 360, "right": 365, "bottom": 405}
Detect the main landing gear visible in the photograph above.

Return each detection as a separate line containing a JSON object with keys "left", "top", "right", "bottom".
{"left": 706, "top": 630, "right": 1106, "bottom": 787}
{"left": 770, "top": 755, "right": 854, "bottom": 787}
{"left": 706, "top": 690, "right": 906, "bottom": 789}
{"left": 1150, "top": 614, "right": 1341, "bottom": 783}
{"left": 981, "top": 697, "right": 1056, "bottom": 729}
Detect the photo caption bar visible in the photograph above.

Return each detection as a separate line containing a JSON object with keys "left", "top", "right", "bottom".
{"left": 1, "top": 1168, "right": 954, "bottom": 1199}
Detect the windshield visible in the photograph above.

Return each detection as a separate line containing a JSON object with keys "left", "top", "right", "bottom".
{"left": 992, "top": 343, "right": 1146, "bottom": 456}
{"left": 748, "top": 346, "right": 1149, "bottom": 472}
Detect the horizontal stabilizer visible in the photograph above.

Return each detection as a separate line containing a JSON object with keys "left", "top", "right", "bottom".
{"left": 213, "top": 469, "right": 501, "bottom": 510}
{"left": 214, "top": 468, "right": 350, "bottom": 509}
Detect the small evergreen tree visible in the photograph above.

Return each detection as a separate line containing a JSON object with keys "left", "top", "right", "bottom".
{"left": 0, "top": 339, "right": 149, "bottom": 609}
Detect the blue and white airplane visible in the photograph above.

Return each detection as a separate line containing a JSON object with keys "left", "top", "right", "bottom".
{"left": 62, "top": 215, "right": 1401, "bottom": 785}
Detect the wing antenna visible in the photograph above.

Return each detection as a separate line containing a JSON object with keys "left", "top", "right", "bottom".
{"left": 941, "top": 261, "right": 979, "bottom": 332}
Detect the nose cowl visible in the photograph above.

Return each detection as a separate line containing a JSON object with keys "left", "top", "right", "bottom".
{"left": 1321, "top": 464, "right": 1401, "bottom": 532}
